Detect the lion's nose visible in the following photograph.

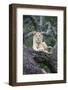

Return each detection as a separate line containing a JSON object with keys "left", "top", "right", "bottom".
{"left": 37, "top": 38, "right": 39, "bottom": 40}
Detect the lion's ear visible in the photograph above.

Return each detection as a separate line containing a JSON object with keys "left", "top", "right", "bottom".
{"left": 32, "top": 31, "right": 36, "bottom": 35}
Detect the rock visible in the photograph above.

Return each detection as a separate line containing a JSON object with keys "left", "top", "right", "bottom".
{"left": 23, "top": 44, "right": 57, "bottom": 74}
{"left": 23, "top": 45, "right": 46, "bottom": 74}
{"left": 33, "top": 44, "right": 57, "bottom": 73}
{"left": 49, "top": 44, "right": 57, "bottom": 73}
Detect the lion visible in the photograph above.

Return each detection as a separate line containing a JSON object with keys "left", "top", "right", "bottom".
{"left": 32, "top": 31, "right": 49, "bottom": 53}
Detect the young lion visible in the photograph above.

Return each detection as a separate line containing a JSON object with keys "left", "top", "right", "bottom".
{"left": 33, "top": 31, "right": 49, "bottom": 53}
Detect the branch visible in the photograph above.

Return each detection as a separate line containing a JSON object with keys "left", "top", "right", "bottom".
{"left": 23, "top": 31, "right": 33, "bottom": 38}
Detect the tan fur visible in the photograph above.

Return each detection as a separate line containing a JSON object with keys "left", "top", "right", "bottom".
{"left": 33, "top": 31, "right": 48, "bottom": 53}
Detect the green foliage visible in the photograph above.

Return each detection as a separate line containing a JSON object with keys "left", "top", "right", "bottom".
{"left": 44, "top": 36, "right": 56, "bottom": 47}
{"left": 44, "top": 16, "right": 57, "bottom": 26}
{"left": 39, "top": 63, "right": 48, "bottom": 68}
{"left": 23, "top": 15, "right": 57, "bottom": 71}
{"left": 24, "top": 36, "right": 33, "bottom": 47}
{"left": 38, "top": 63, "right": 49, "bottom": 71}
{"left": 23, "top": 15, "right": 57, "bottom": 48}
